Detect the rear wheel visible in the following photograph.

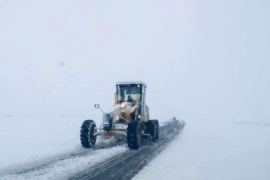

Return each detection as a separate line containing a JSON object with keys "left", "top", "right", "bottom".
{"left": 127, "top": 120, "right": 142, "bottom": 149}
{"left": 80, "top": 120, "right": 97, "bottom": 148}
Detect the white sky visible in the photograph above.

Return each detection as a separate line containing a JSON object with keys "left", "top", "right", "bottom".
{"left": 0, "top": 0, "right": 269, "bottom": 123}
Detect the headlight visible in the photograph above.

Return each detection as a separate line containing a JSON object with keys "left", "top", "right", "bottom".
{"left": 121, "top": 103, "right": 125, "bottom": 108}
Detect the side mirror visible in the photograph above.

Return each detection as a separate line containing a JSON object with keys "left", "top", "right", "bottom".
{"left": 94, "top": 104, "right": 105, "bottom": 114}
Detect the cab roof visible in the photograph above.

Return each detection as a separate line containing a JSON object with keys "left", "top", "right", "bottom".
{"left": 116, "top": 81, "right": 147, "bottom": 88}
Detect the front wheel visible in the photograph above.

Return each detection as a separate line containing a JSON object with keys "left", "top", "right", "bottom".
{"left": 80, "top": 120, "right": 97, "bottom": 148}
{"left": 127, "top": 120, "right": 142, "bottom": 150}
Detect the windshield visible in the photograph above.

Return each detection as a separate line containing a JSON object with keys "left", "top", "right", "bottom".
{"left": 116, "top": 84, "right": 141, "bottom": 103}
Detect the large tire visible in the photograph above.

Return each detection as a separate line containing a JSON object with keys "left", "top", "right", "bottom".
{"left": 127, "top": 120, "right": 142, "bottom": 150}
{"left": 146, "top": 119, "right": 159, "bottom": 141}
{"left": 80, "top": 120, "right": 97, "bottom": 148}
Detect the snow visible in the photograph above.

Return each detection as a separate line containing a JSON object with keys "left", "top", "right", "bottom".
{"left": 0, "top": 114, "right": 169, "bottom": 171}
{"left": 2, "top": 143, "right": 127, "bottom": 180}
{"left": 0, "top": 115, "right": 89, "bottom": 169}
{"left": 0, "top": 0, "right": 270, "bottom": 179}
{"left": 0, "top": 115, "right": 170, "bottom": 179}
{"left": 0, "top": 115, "right": 129, "bottom": 179}
{"left": 1, "top": 116, "right": 270, "bottom": 179}
{"left": 133, "top": 119, "right": 270, "bottom": 180}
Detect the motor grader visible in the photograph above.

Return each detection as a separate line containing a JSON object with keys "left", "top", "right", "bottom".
{"left": 80, "top": 81, "right": 159, "bottom": 150}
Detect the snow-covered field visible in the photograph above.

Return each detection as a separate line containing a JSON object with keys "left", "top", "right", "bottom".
{"left": 0, "top": 114, "right": 171, "bottom": 179}
{"left": 1, "top": 115, "right": 269, "bottom": 180}
{"left": 133, "top": 119, "right": 270, "bottom": 180}
{"left": 0, "top": 114, "right": 172, "bottom": 171}
{"left": 0, "top": 114, "right": 129, "bottom": 179}
{"left": 0, "top": 115, "right": 89, "bottom": 169}
{"left": 1, "top": 0, "right": 270, "bottom": 179}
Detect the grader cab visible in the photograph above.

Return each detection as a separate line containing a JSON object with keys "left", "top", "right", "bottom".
{"left": 114, "top": 82, "right": 149, "bottom": 123}
{"left": 80, "top": 81, "right": 159, "bottom": 150}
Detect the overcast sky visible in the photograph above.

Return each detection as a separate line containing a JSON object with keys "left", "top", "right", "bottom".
{"left": 0, "top": 0, "right": 269, "bottom": 123}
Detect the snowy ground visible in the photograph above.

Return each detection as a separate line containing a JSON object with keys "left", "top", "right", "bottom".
{"left": 1, "top": 115, "right": 269, "bottom": 180}
{"left": 0, "top": 114, "right": 169, "bottom": 170}
{"left": 0, "top": 114, "right": 171, "bottom": 179}
{"left": 0, "top": 0, "right": 269, "bottom": 179}
{"left": 0, "top": 115, "right": 90, "bottom": 169}
{"left": 0, "top": 114, "right": 130, "bottom": 179}
{"left": 133, "top": 119, "right": 270, "bottom": 180}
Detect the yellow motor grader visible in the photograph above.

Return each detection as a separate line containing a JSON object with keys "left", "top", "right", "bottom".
{"left": 80, "top": 81, "right": 159, "bottom": 149}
